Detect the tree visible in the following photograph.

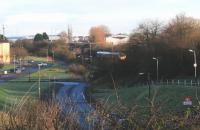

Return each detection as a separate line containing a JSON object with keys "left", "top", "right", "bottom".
{"left": 51, "top": 39, "right": 75, "bottom": 61}
{"left": 42, "top": 32, "right": 49, "bottom": 40}
{"left": 10, "top": 47, "right": 28, "bottom": 59}
{"left": 163, "top": 13, "right": 200, "bottom": 48}
{"left": 129, "top": 20, "right": 162, "bottom": 43}
{"left": 58, "top": 31, "right": 68, "bottom": 43}
{"left": 0, "top": 34, "right": 7, "bottom": 41}
{"left": 34, "top": 33, "right": 44, "bottom": 41}
{"left": 89, "top": 26, "right": 106, "bottom": 44}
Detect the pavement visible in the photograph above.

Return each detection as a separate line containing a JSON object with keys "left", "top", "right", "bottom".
{"left": 56, "top": 82, "right": 94, "bottom": 129}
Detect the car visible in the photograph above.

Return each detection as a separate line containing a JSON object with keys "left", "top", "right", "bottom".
{"left": 42, "top": 62, "right": 48, "bottom": 66}
{"left": 38, "top": 62, "right": 48, "bottom": 67}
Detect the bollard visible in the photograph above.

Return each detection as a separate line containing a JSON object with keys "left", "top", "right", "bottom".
{"left": 191, "top": 80, "right": 193, "bottom": 86}
{"left": 178, "top": 80, "right": 179, "bottom": 85}
{"left": 184, "top": 80, "right": 186, "bottom": 86}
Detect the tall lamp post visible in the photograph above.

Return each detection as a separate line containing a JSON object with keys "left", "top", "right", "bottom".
{"left": 189, "top": 49, "right": 197, "bottom": 80}
{"left": 152, "top": 57, "right": 159, "bottom": 82}
{"left": 13, "top": 55, "right": 16, "bottom": 73}
{"left": 38, "top": 64, "right": 41, "bottom": 99}
{"left": 89, "top": 42, "right": 92, "bottom": 63}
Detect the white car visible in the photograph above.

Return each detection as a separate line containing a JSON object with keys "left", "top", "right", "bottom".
{"left": 38, "top": 62, "right": 48, "bottom": 66}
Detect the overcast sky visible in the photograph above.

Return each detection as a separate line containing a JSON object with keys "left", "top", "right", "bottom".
{"left": 0, "top": 0, "right": 199, "bottom": 36}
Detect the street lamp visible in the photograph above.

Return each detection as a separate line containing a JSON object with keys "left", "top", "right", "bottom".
{"left": 38, "top": 64, "right": 41, "bottom": 99}
{"left": 189, "top": 49, "right": 197, "bottom": 80}
{"left": 89, "top": 42, "right": 92, "bottom": 63}
{"left": 139, "top": 72, "right": 151, "bottom": 101}
{"left": 19, "top": 58, "right": 22, "bottom": 71}
{"left": 13, "top": 55, "right": 16, "bottom": 73}
{"left": 152, "top": 57, "right": 159, "bottom": 82}
{"left": 52, "top": 50, "right": 55, "bottom": 63}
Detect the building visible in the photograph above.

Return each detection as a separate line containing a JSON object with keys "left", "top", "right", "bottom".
{"left": 0, "top": 42, "right": 10, "bottom": 64}
{"left": 72, "top": 36, "right": 90, "bottom": 43}
{"left": 106, "top": 34, "right": 129, "bottom": 45}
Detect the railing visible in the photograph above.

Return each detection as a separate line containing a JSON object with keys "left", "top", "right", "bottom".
{"left": 1, "top": 78, "right": 84, "bottom": 82}
{"left": 150, "top": 79, "right": 200, "bottom": 87}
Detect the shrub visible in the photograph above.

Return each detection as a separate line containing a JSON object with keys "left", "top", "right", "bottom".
{"left": 68, "top": 64, "right": 87, "bottom": 76}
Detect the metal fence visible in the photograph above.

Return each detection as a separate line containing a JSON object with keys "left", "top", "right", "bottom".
{"left": 150, "top": 79, "right": 200, "bottom": 87}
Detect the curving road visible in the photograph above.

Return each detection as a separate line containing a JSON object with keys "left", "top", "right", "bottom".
{"left": 56, "top": 82, "right": 94, "bottom": 129}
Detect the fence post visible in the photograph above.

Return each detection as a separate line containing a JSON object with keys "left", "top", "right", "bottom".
{"left": 151, "top": 80, "right": 154, "bottom": 86}
{"left": 167, "top": 80, "right": 168, "bottom": 86}
{"left": 198, "top": 80, "right": 200, "bottom": 86}
{"left": 178, "top": 80, "right": 179, "bottom": 86}
{"left": 184, "top": 80, "right": 186, "bottom": 86}
{"left": 172, "top": 80, "right": 174, "bottom": 85}
{"left": 191, "top": 80, "right": 193, "bottom": 86}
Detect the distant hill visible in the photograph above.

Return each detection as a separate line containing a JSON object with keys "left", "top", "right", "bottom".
{"left": 7, "top": 36, "right": 26, "bottom": 42}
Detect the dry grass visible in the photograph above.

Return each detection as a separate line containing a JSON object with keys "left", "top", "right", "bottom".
{"left": 0, "top": 98, "right": 80, "bottom": 130}
{"left": 0, "top": 96, "right": 200, "bottom": 130}
{"left": 68, "top": 64, "right": 87, "bottom": 76}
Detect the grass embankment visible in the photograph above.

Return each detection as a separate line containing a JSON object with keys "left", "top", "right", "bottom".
{"left": 24, "top": 56, "right": 48, "bottom": 62}
{"left": 93, "top": 85, "right": 200, "bottom": 113}
{"left": 2, "top": 64, "right": 14, "bottom": 70}
{"left": 0, "top": 62, "right": 70, "bottom": 110}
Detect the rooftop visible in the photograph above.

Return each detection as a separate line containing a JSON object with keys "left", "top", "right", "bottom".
{"left": 0, "top": 40, "right": 9, "bottom": 43}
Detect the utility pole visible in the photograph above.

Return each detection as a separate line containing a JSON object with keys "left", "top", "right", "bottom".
{"left": 47, "top": 49, "right": 49, "bottom": 62}
{"left": 52, "top": 50, "right": 55, "bottom": 63}
{"left": 89, "top": 42, "right": 92, "bottom": 63}
{"left": 2, "top": 25, "right": 5, "bottom": 40}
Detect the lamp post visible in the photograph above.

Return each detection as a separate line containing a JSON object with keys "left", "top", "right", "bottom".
{"left": 139, "top": 73, "right": 151, "bottom": 101}
{"left": 89, "top": 42, "right": 92, "bottom": 63}
{"left": 38, "top": 64, "right": 41, "bottom": 99}
{"left": 19, "top": 58, "right": 22, "bottom": 71}
{"left": 13, "top": 55, "right": 16, "bottom": 73}
{"left": 152, "top": 57, "right": 159, "bottom": 82}
{"left": 189, "top": 49, "right": 197, "bottom": 80}
{"left": 52, "top": 50, "right": 55, "bottom": 63}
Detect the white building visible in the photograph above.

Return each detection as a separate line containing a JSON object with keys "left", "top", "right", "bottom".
{"left": 0, "top": 42, "right": 10, "bottom": 64}
{"left": 106, "top": 34, "right": 129, "bottom": 45}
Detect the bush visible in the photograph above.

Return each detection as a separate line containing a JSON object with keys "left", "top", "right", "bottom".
{"left": 68, "top": 64, "right": 87, "bottom": 76}
{"left": 0, "top": 99, "right": 80, "bottom": 130}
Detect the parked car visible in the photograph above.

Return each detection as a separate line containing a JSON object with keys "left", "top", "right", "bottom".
{"left": 38, "top": 62, "right": 48, "bottom": 67}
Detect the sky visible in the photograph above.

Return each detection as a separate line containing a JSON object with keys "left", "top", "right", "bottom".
{"left": 0, "top": 0, "right": 200, "bottom": 36}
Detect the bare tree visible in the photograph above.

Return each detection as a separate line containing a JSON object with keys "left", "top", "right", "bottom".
{"left": 58, "top": 31, "right": 68, "bottom": 43}
{"left": 164, "top": 13, "right": 200, "bottom": 48}
{"left": 130, "top": 20, "right": 162, "bottom": 43}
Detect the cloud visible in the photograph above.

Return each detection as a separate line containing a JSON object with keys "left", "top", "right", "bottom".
{"left": 4, "top": 13, "right": 71, "bottom": 26}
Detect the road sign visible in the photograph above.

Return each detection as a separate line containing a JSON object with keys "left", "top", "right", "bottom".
{"left": 183, "top": 96, "right": 192, "bottom": 106}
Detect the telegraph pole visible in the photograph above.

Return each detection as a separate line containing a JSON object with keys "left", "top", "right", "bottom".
{"left": 2, "top": 25, "right": 5, "bottom": 40}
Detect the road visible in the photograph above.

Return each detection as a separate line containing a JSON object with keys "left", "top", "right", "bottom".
{"left": 56, "top": 82, "right": 94, "bottom": 129}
